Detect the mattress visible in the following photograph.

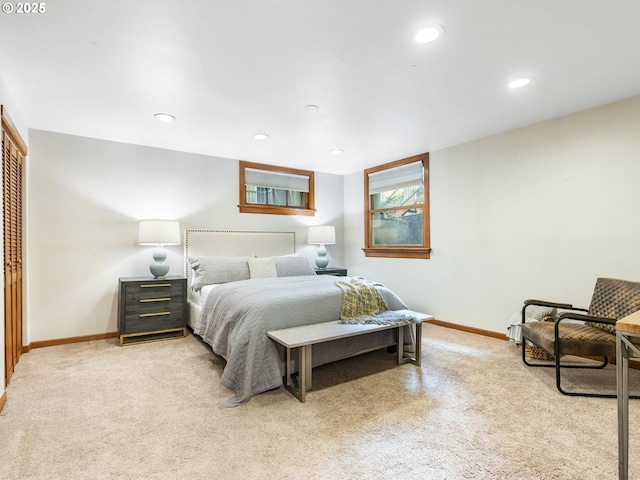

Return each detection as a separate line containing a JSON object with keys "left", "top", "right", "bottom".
{"left": 187, "top": 284, "right": 215, "bottom": 329}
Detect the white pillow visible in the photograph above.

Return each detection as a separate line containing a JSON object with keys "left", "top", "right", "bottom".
{"left": 248, "top": 257, "right": 277, "bottom": 278}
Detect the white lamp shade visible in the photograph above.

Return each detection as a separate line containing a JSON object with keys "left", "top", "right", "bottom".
{"left": 308, "top": 225, "right": 336, "bottom": 245}
{"left": 138, "top": 220, "right": 181, "bottom": 245}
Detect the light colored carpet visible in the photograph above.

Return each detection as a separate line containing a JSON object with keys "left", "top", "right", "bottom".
{"left": 1, "top": 324, "right": 638, "bottom": 480}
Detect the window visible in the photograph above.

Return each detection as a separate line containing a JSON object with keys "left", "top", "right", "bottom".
{"left": 239, "top": 161, "right": 315, "bottom": 216}
{"left": 363, "top": 153, "right": 430, "bottom": 259}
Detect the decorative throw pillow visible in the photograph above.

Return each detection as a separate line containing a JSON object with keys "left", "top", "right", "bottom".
{"left": 524, "top": 305, "right": 555, "bottom": 322}
{"left": 188, "top": 256, "right": 251, "bottom": 291}
{"left": 248, "top": 257, "right": 277, "bottom": 278}
{"left": 275, "top": 255, "right": 316, "bottom": 277}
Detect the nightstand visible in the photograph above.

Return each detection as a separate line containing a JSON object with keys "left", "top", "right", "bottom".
{"left": 118, "top": 276, "right": 188, "bottom": 346}
{"left": 315, "top": 267, "right": 348, "bottom": 276}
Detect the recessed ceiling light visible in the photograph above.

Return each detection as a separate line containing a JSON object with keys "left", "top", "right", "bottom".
{"left": 253, "top": 133, "right": 269, "bottom": 140}
{"left": 508, "top": 77, "right": 533, "bottom": 89}
{"left": 329, "top": 149, "right": 344, "bottom": 155}
{"left": 304, "top": 105, "right": 320, "bottom": 113}
{"left": 153, "top": 113, "right": 176, "bottom": 122}
{"left": 413, "top": 25, "right": 444, "bottom": 44}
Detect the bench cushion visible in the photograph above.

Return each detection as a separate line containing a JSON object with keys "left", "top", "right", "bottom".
{"left": 521, "top": 321, "right": 616, "bottom": 358}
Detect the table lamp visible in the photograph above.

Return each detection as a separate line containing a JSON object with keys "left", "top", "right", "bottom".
{"left": 307, "top": 225, "right": 335, "bottom": 269}
{"left": 138, "top": 220, "right": 181, "bottom": 278}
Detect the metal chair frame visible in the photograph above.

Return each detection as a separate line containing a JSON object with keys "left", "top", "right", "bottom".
{"left": 522, "top": 301, "right": 616, "bottom": 397}
{"left": 521, "top": 288, "right": 640, "bottom": 399}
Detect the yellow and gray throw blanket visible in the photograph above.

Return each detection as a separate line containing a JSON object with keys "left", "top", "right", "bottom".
{"left": 336, "top": 276, "right": 417, "bottom": 326}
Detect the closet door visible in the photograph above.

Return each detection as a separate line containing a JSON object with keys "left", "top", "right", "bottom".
{"left": 2, "top": 106, "right": 26, "bottom": 387}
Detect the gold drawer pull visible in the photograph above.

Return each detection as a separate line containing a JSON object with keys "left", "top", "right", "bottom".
{"left": 141, "top": 283, "right": 172, "bottom": 288}
{"left": 139, "top": 312, "right": 171, "bottom": 318}
{"left": 140, "top": 298, "right": 171, "bottom": 303}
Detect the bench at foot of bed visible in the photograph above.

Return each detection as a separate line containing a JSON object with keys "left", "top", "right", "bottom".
{"left": 266, "top": 309, "right": 433, "bottom": 403}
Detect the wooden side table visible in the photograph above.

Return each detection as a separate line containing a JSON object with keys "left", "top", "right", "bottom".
{"left": 118, "top": 276, "right": 188, "bottom": 346}
{"left": 616, "top": 310, "right": 640, "bottom": 479}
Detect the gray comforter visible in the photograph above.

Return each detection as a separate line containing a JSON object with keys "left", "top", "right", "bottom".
{"left": 194, "top": 275, "right": 408, "bottom": 407}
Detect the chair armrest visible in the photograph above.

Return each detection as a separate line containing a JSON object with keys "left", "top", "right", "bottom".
{"left": 556, "top": 312, "right": 616, "bottom": 326}
{"left": 554, "top": 312, "right": 616, "bottom": 339}
{"left": 523, "top": 299, "right": 575, "bottom": 309}
{"left": 521, "top": 300, "right": 588, "bottom": 325}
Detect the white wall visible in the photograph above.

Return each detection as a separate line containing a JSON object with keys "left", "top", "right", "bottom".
{"left": 19, "top": 94, "right": 640, "bottom": 342}
{"left": 0, "top": 73, "right": 29, "bottom": 396}
{"left": 345, "top": 95, "right": 640, "bottom": 334}
{"left": 27, "top": 130, "right": 344, "bottom": 341}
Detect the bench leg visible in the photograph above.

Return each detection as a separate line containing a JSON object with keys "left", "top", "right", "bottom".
{"left": 305, "top": 344, "right": 312, "bottom": 391}
{"left": 298, "top": 345, "right": 306, "bottom": 402}
{"left": 283, "top": 345, "right": 312, "bottom": 403}
{"left": 415, "top": 322, "right": 422, "bottom": 367}
{"left": 397, "top": 323, "right": 422, "bottom": 366}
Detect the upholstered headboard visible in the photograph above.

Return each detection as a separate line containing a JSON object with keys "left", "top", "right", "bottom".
{"left": 183, "top": 229, "right": 297, "bottom": 282}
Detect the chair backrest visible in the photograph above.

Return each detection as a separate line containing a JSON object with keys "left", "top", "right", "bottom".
{"left": 587, "top": 278, "right": 640, "bottom": 333}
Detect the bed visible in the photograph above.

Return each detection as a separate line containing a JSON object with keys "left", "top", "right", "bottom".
{"left": 184, "top": 229, "right": 413, "bottom": 406}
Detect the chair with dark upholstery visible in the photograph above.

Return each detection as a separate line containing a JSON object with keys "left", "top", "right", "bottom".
{"left": 521, "top": 277, "right": 640, "bottom": 397}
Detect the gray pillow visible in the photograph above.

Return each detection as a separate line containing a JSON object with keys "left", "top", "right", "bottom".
{"left": 188, "top": 256, "right": 251, "bottom": 291}
{"left": 275, "top": 255, "right": 316, "bottom": 277}
{"left": 525, "top": 305, "right": 555, "bottom": 322}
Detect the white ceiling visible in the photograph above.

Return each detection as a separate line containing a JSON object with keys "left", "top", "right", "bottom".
{"left": 1, "top": 0, "right": 639, "bottom": 175}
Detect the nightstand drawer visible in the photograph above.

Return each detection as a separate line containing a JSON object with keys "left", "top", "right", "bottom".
{"left": 124, "top": 297, "right": 185, "bottom": 316}
{"left": 123, "top": 309, "right": 185, "bottom": 333}
{"left": 125, "top": 281, "right": 184, "bottom": 302}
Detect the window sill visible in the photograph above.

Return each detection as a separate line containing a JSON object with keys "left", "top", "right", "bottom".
{"left": 362, "top": 247, "right": 431, "bottom": 259}
{"left": 238, "top": 204, "right": 316, "bottom": 216}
